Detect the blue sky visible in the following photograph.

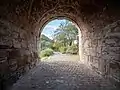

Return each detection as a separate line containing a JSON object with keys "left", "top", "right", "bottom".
{"left": 41, "top": 19, "right": 66, "bottom": 39}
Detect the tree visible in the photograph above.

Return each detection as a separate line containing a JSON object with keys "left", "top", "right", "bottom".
{"left": 53, "top": 20, "right": 78, "bottom": 47}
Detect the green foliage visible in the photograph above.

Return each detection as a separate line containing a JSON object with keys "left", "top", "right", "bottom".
{"left": 41, "top": 34, "right": 52, "bottom": 42}
{"left": 59, "top": 46, "right": 67, "bottom": 54}
{"left": 66, "top": 45, "right": 78, "bottom": 54}
{"left": 40, "top": 48, "right": 54, "bottom": 58}
{"left": 54, "top": 20, "right": 78, "bottom": 47}
{"left": 40, "top": 20, "right": 79, "bottom": 56}
{"left": 52, "top": 42, "right": 63, "bottom": 51}
{"left": 41, "top": 34, "right": 53, "bottom": 50}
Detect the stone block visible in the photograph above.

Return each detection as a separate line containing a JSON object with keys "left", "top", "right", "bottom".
{"left": 21, "top": 40, "right": 27, "bottom": 48}
{"left": 114, "top": 27, "right": 120, "bottom": 32}
{"left": 105, "top": 38, "right": 116, "bottom": 44}
{"left": 0, "top": 50, "right": 9, "bottom": 58}
{"left": 89, "top": 47, "right": 97, "bottom": 56}
{"left": 96, "top": 46, "right": 101, "bottom": 54}
{"left": 24, "top": 65, "right": 30, "bottom": 71}
{"left": 90, "top": 56, "right": 93, "bottom": 62}
{"left": 9, "top": 64, "right": 18, "bottom": 72}
{"left": 92, "top": 39, "right": 98, "bottom": 46}
{"left": 9, "top": 49, "right": 21, "bottom": 59}
{"left": 12, "top": 32, "right": 19, "bottom": 39}
{"left": 84, "top": 40, "right": 90, "bottom": 48}
{"left": 0, "top": 58, "right": 8, "bottom": 73}
{"left": 88, "top": 55, "right": 91, "bottom": 62}
{"left": 104, "top": 38, "right": 120, "bottom": 47}
{"left": 13, "top": 39, "right": 21, "bottom": 48}
{"left": 0, "top": 57, "right": 7, "bottom": 63}
{"left": 93, "top": 57, "right": 99, "bottom": 63}
{"left": 109, "top": 61, "right": 120, "bottom": 82}
{"left": 8, "top": 59, "right": 17, "bottom": 65}
{"left": 0, "top": 38, "right": 13, "bottom": 46}
{"left": 83, "top": 48, "right": 90, "bottom": 55}
{"left": 102, "top": 47, "right": 120, "bottom": 55}
{"left": 102, "top": 54, "right": 120, "bottom": 61}
{"left": 97, "top": 40, "right": 102, "bottom": 46}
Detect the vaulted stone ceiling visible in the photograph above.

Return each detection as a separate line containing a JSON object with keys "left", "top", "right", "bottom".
{"left": 0, "top": 0, "right": 120, "bottom": 31}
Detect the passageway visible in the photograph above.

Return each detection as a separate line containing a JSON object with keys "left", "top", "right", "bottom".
{"left": 0, "top": 0, "right": 120, "bottom": 90}
{"left": 10, "top": 54, "right": 115, "bottom": 90}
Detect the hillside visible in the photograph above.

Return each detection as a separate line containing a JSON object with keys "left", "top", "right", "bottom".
{"left": 41, "top": 34, "right": 53, "bottom": 50}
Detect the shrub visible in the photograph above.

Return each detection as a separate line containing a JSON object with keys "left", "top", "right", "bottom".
{"left": 66, "top": 45, "right": 78, "bottom": 54}
{"left": 52, "top": 42, "right": 63, "bottom": 51}
{"left": 40, "top": 48, "right": 54, "bottom": 58}
{"left": 59, "top": 46, "right": 67, "bottom": 54}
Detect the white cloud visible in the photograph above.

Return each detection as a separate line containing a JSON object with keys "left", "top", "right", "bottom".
{"left": 41, "top": 25, "right": 58, "bottom": 40}
{"left": 44, "top": 25, "right": 58, "bottom": 31}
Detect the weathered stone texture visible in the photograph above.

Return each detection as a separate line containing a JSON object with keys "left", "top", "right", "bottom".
{"left": 82, "top": 20, "right": 120, "bottom": 87}
{"left": 0, "top": 0, "right": 120, "bottom": 89}
{"left": 101, "top": 21, "right": 120, "bottom": 86}
{"left": 0, "top": 20, "right": 38, "bottom": 89}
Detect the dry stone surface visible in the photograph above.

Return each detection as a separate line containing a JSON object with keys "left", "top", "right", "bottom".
{"left": 10, "top": 54, "right": 116, "bottom": 90}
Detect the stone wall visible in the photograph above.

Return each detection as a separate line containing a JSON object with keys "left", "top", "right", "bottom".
{"left": 0, "top": 20, "right": 38, "bottom": 89}
{"left": 101, "top": 21, "right": 120, "bottom": 87}
{"left": 0, "top": 0, "right": 120, "bottom": 89}
{"left": 81, "top": 20, "right": 120, "bottom": 87}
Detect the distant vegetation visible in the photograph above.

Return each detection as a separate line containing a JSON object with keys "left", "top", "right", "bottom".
{"left": 41, "top": 34, "right": 53, "bottom": 50}
{"left": 40, "top": 48, "right": 54, "bottom": 58}
{"left": 40, "top": 20, "right": 79, "bottom": 58}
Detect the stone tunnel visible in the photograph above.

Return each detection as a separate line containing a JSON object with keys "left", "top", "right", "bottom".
{"left": 0, "top": 0, "right": 120, "bottom": 89}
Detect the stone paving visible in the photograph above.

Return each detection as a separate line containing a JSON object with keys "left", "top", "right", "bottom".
{"left": 9, "top": 54, "right": 117, "bottom": 90}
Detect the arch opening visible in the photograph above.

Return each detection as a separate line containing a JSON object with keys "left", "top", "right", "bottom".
{"left": 37, "top": 18, "right": 82, "bottom": 62}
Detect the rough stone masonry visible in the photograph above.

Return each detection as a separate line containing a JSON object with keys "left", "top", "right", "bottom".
{"left": 0, "top": 0, "right": 120, "bottom": 89}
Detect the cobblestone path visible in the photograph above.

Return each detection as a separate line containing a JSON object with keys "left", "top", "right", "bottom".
{"left": 10, "top": 54, "right": 117, "bottom": 90}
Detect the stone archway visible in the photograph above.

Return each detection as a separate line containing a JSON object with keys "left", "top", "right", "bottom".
{"left": 0, "top": 0, "right": 120, "bottom": 89}
{"left": 37, "top": 16, "right": 82, "bottom": 58}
